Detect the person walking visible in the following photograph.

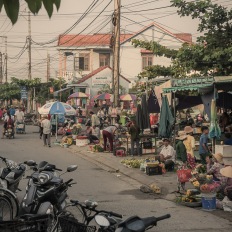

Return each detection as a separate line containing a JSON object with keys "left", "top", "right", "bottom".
{"left": 89, "top": 111, "right": 100, "bottom": 127}
{"left": 102, "top": 124, "right": 119, "bottom": 152}
{"left": 129, "top": 119, "right": 141, "bottom": 156}
{"left": 41, "top": 115, "right": 51, "bottom": 147}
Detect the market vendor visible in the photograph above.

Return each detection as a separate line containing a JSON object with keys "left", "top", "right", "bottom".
{"left": 206, "top": 153, "right": 227, "bottom": 187}
{"left": 102, "top": 124, "right": 120, "bottom": 152}
{"left": 159, "top": 138, "right": 175, "bottom": 171}
{"left": 220, "top": 166, "right": 232, "bottom": 199}
{"left": 184, "top": 126, "right": 196, "bottom": 169}
{"left": 176, "top": 132, "right": 187, "bottom": 164}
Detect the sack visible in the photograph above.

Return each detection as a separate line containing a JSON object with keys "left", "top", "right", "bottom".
{"left": 177, "top": 169, "right": 192, "bottom": 183}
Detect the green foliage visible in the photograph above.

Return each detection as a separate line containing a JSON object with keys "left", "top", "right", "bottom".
{"left": 132, "top": 39, "right": 178, "bottom": 59}
{"left": 0, "top": 0, "right": 61, "bottom": 24}
{"left": 0, "top": 82, "right": 20, "bottom": 101}
{"left": 138, "top": 65, "right": 173, "bottom": 79}
{"left": 98, "top": 84, "right": 126, "bottom": 95}
{"left": 133, "top": 0, "right": 232, "bottom": 79}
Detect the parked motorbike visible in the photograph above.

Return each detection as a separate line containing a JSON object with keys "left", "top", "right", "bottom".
{"left": 20, "top": 160, "right": 77, "bottom": 215}
{"left": 4, "top": 125, "right": 14, "bottom": 139}
{"left": 0, "top": 156, "right": 26, "bottom": 193}
{"left": 53, "top": 199, "right": 170, "bottom": 232}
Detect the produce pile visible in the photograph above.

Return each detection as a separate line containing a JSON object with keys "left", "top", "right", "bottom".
{"left": 121, "top": 157, "right": 159, "bottom": 169}
{"left": 121, "top": 158, "right": 144, "bottom": 168}
{"left": 190, "top": 166, "right": 221, "bottom": 193}
{"left": 176, "top": 189, "right": 201, "bottom": 206}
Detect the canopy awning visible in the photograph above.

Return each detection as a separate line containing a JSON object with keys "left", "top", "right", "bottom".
{"left": 214, "top": 76, "right": 232, "bottom": 91}
{"left": 53, "top": 87, "right": 72, "bottom": 97}
{"left": 163, "top": 84, "right": 213, "bottom": 94}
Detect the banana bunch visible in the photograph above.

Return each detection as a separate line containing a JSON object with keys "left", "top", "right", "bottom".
{"left": 121, "top": 158, "right": 144, "bottom": 168}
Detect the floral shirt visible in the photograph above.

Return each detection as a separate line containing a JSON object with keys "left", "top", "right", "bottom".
{"left": 207, "top": 163, "right": 228, "bottom": 186}
{"left": 183, "top": 135, "right": 195, "bottom": 157}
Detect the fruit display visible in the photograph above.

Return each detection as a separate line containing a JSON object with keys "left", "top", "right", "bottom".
{"left": 121, "top": 158, "right": 144, "bottom": 168}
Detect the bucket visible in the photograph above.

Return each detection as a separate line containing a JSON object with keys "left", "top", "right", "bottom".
{"left": 201, "top": 194, "right": 216, "bottom": 211}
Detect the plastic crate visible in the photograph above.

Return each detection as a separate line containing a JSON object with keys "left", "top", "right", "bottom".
{"left": 59, "top": 215, "right": 96, "bottom": 232}
{"left": 146, "top": 166, "right": 162, "bottom": 176}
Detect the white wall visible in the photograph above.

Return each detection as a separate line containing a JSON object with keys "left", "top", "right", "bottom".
{"left": 79, "top": 67, "right": 129, "bottom": 97}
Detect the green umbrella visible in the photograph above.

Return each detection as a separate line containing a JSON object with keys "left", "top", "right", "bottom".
{"left": 158, "top": 96, "right": 174, "bottom": 138}
{"left": 209, "top": 99, "right": 221, "bottom": 139}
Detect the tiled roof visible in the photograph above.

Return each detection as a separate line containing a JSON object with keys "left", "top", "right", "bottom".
{"left": 77, "top": 66, "right": 131, "bottom": 84}
{"left": 121, "top": 22, "right": 192, "bottom": 45}
{"left": 58, "top": 34, "right": 133, "bottom": 47}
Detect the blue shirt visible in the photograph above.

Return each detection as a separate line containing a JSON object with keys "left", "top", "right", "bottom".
{"left": 225, "top": 138, "right": 232, "bottom": 145}
{"left": 199, "top": 134, "right": 209, "bottom": 154}
{"left": 9, "top": 108, "right": 15, "bottom": 116}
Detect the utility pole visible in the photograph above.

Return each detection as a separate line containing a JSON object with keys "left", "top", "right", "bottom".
{"left": 27, "top": 11, "right": 32, "bottom": 113}
{"left": 47, "top": 52, "right": 50, "bottom": 82}
{"left": 4, "top": 36, "right": 7, "bottom": 83}
{"left": 0, "top": 36, "right": 7, "bottom": 83}
{"left": 0, "top": 52, "right": 2, "bottom": 83}
{"left": 28, "top": 11, "right": 32, "bottom": 80}
{"left": 113, "top": 0, "right": 121, "bottom": 107}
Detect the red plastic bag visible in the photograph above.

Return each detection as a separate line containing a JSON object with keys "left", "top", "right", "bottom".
{"left": 177, "top": 169, "right": 192, "bottom": 183}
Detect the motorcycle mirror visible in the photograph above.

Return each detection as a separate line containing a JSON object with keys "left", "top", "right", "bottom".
{"left": 25, "top": 160, "right": 36, "bottom": 166}
{"left": 67, "top": 165, "right": 77, "bottom": 172}
{"left": 95, "top": 215, "right": 110, "bottom": 227}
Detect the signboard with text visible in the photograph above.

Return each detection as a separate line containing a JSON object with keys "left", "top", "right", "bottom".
{"left": 20, "top": 86, "right": 27, "bottom": 100}
{"left": 92, "top": 76, "right": 111, "bottom": 88}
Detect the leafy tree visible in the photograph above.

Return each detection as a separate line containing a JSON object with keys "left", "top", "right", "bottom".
{"left": 132, "top": 0, "right": 232, "bottom": 79}
{"left": 0, "top": 0, "right": 61, "bottom": 24}
{"left": 98, "top": 84, "right": 126, "bottom": 95}
{"left": 0, "top": 82, "right": 20, "bottom": 102}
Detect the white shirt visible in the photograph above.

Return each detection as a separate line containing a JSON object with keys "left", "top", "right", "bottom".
{"left": 41, "top": 119, "right": 51, "bottom": 134}
{"left": 160, "top": 145, "right": 176, "bottom": 162}
{"left": 15, "top": 111, "right": 24, "bottom": 122}
{"left": 92, "top": 127, "right": 100, "bottom": 138}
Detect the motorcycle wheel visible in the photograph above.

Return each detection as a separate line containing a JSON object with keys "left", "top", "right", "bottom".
{"left": 0, "top": 196, "right": 14, "bottom": 221}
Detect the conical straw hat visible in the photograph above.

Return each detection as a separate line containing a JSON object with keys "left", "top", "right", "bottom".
{"left": 220, "top": 166, "right": 232, "bottom": 178}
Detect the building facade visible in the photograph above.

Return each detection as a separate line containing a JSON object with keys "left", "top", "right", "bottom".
{"left": 57, "top": 22, "right": 192, "bottom": 91}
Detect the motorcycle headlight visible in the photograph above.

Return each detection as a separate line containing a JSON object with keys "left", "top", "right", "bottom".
{"left": 38, "top": 173, "right": 50, "bottom": 184}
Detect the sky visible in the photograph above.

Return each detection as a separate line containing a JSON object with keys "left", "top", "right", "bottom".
{"left": 0, "top": 0, "right": 231, "bottom": 81}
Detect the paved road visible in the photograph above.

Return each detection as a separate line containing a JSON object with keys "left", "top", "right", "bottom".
{"left": 1, "top": 126, "right": 232, "bottom": 232}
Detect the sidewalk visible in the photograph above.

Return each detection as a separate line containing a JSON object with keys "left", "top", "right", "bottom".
{"left": 69, "top": 145, "right": 178, "bottom": 199}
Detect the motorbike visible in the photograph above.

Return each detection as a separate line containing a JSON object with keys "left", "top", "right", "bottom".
{"left": 52, "top": 199, "right": 170, "bottom": 232}
{"left": 4, "top": 125, "right": 14, "bottom": 139}
{"left": 0, "top": 156, "right": 26, "bottom": 193}
{"left": 20, "top": 160, "right": 77, "bottom": 215}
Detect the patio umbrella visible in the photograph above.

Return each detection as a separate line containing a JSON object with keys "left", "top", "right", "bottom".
{"left": 94, "top": 93, "right": 111, "bottom": 100}
{"left": 68, "top": 92, "right": 88, "bottom": 99}
{"left": 38, "top": 101, "right": 76, "bottom": 141}
{"left": 120, "top": 94, "right": 136, "bottom": 101}
{"left": 209, "top": 99, "right": 221, "bottom": 153}
{"left": 141, "top": 94, "right": 150, "bottom": 129}
{"left": 158, "top": 96, "right": 174, "bottom": 138}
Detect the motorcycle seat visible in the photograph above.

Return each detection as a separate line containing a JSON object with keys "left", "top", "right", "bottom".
{"left": 19, "top": 214, "right": 50, "bottom": 221}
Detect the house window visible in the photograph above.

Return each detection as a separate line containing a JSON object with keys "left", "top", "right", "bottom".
{"left": 74, "top": 53, "right": 90, "bottom": 71}
{"left": 99, "top": 53, "right": 110, "bottom": 67}
{"left": 142, "top": 55, "right": 153, "bottom": 69}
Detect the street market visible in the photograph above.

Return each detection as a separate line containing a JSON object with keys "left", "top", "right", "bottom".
{"left": 1, "top": 0, "right": 232, "bottom": 231}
